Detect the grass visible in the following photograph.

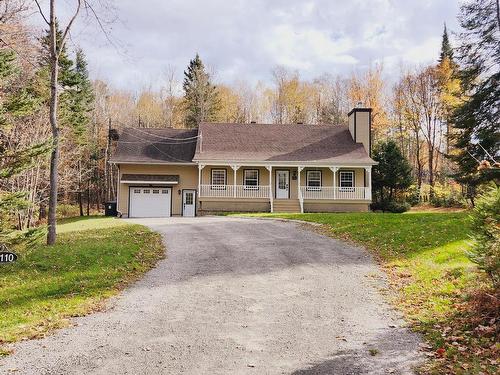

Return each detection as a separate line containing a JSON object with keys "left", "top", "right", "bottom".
{"left": 0, "top": 216, "right": 164, "bottom": 355}
{"left": 231, "top": 211, "right": 497, "bottom": 374}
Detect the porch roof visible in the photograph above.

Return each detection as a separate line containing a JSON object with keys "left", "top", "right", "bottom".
{"left": 194, "top": 123, "right": 376, "bottom": 165}
{"left": 121, "top": 174, "right": 179, "bottom": 184}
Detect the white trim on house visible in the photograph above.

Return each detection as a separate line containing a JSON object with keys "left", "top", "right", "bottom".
{"left": 193, "top": 160, "right": 377, "bottom": 167}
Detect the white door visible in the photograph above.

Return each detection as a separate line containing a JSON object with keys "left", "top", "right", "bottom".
{"left": 129, "top": 187, "right": 171, "bottom": 218}
{"left": 182, "top": 190, "right": 196, "bottom": 217}
{"left": 276, "top": 170, "right": 289, "bottom": 199}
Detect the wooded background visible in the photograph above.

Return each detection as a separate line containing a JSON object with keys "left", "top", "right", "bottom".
{"left": 0, "top": 0, "right": 498, "bottom": 243}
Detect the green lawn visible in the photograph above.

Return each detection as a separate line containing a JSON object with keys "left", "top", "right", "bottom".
{"left": 233, "top": 212, "right": 497, "bottom": 374}
{"left": 0, "top": 216, "right": 164, "bottom": 355}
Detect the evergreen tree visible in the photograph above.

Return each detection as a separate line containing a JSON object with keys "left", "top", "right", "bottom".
{"left": 436, "top": 23, "right": 461, "bottom": 159}
{"left": 372, "top": 140, "right": 413, "bottom": 203}
{"left": 39, "top": 22, "right": 74, "bottom": 86}
{"left": 62, "top": 49, "right": 94, "bottom": 140}
{"left": 449, "top": 0, "right": 500, "bottom": 204}
{"left": 439, "top": 23, "right": 454, "bottom": 63}
{"left": 182, "top": 54, "right": 219, "bottom": 128}
{"left": 0, "top": 49, "right": 48, "bottom": 245}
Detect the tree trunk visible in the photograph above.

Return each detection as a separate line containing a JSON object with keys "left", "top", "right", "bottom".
{"left": 78, "top": 160, "right": 83, "bottom": 216}
{"left": 428, "top": 145, "right": 434, "bottom": 199}
{"left": 46, "top": 7, "right": 59, "bottom": 245}
{"left": 39, "top": 202, "right": 46, "bottom": 221}
{"left": 87, "top": 182, "right": 90, "bottom": 216}
{"left": 78, "top": 192, "right": 84, "bottom": 216}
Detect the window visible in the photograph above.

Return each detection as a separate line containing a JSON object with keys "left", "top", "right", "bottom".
{"left": 143, "top": 189, "right": 150, "bottom": 194}
{"left": 306, "top": 170, "right": 322, "bottom": 190}
{"left": 133, "top": 189, "right": 141, "bottom": 194}
{"left": 185, "top": 192, "right": 193, "bottom": 205}
{"left": 161, "top": 189, "right": 168, "bottom": 194}
{"left": 152, "top": 189, "right": 159, "bottom": 194}
{"left": 211, "top": 169, "right": 227, "bottom": 189}
{"left": 339, "top": 171, "right": 354, "bottom": 191}
{"left": 243, "top": 169, "right": 259, "bottom": 189}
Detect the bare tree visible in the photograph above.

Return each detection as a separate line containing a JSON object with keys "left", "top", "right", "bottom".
{"left": 34, "top": 0, "right": 82, "bottom": 245}
{"left": 35, "top": 0, "right": 115, "bottom": 244}
{"left": 0, "top": 0, "right": 30, "bottom": 23}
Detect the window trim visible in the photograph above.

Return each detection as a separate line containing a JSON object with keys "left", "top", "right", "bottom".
{"left": 243, "top": 169, "right": 259, "bottom": 190}
{"left": 339, "top": 170, "right": 355, "bottom": 191}
{"left": 306, "top": 170, "right": 322, "bottom": 191}
{"left": 210, "top": 168, "right": 227, "bottom": 190}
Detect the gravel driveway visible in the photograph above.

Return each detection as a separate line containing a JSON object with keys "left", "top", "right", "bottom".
{"left": 1, "top": 216, "right": 422, "bottom": 375}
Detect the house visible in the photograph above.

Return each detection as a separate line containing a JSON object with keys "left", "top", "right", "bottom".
{"left": 110, "top": 107, "right": 376, "bottom": 217}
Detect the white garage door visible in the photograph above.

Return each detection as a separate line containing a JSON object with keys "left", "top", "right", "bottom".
{"left": 129, "top": 187, "right": 171, "bottom": 218}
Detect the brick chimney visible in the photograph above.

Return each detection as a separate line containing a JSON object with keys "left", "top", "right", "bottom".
{"left": 348, "top": 104, "right": 372, "bottom": 155}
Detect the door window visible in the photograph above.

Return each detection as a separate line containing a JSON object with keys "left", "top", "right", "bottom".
{"left": 278, "top": 173, "right": 287, "bottom": 189}
{"left": 185, "top": 192, "right": 193, "bottom": 205}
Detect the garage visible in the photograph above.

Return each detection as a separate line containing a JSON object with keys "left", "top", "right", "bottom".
{"left": 129, "top": 187, "right": 172, "bottom": 218}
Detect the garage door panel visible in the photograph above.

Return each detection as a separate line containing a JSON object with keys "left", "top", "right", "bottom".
{"left": 130, "top": 187, "right": 171, "bottom": 218}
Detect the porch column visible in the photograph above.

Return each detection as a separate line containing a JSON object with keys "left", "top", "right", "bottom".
{"left": 365, "top": 166, "right": 372, "bottom": 200}
{"left": 298, "top": 166, "right": 304, "bottom": 213}
{"left": 266, "top": 166, "right": 273, "bottom": 212}
{"left": 198, "top": 164, "right": 205, "bottom": 197}
{"left": 329, "top": 167, "right": 338, "bottom": 200}
{"left": 231, "top": 165, "right": 239, "bottom": 198}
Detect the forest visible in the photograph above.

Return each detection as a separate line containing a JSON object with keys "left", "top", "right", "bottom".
{"left": 0, "top": 0, "right": 498, "bottom": 245}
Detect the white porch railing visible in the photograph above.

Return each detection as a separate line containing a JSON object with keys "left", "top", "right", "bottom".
{"left": 300, "top": 187, "right": 371, "bottom": 200}
{"left": 200, "top": 185, "right": 270, "bottom": 199}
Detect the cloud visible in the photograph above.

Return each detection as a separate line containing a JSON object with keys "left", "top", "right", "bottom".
{"left": 42, "top": 0, "right": 461, "bottom": 91}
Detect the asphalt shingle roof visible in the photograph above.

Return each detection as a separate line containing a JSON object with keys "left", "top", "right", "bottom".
{"left": 110, "top": 128, "right": 198, "bottom": 163}
{"left": 194, "top": 123, "right": 375, "bottom": 164}
{"left": 111, "top": 123, "right": 375, "bottom": 165}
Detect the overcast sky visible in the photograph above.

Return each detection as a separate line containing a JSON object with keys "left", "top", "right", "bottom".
{"left": 34, "top": 0, "right": 462, "bottom": 92}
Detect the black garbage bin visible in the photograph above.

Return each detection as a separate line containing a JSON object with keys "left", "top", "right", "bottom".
{"left": 105, "top": 201, "right": 117, "bottom": 216}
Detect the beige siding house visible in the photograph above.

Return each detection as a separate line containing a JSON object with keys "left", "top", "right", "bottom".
{"left": 111, "top": 107, "right": 376, "bottom": 218}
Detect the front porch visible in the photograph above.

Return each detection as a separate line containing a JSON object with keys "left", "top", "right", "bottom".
{"left": 197, "top": 164, "right": 372, "bottom": 213}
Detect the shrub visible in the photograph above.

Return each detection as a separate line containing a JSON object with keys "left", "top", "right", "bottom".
{"left": 430, "top": 182, "right": 467, "bottom": 208}
{"left": 468, "top": 185, "right": 500, "bottom": 287}
{"left": 56, "top": 204, "right": 81, "bottom": 219}
{"left": 405, "top": 185, "right": 421, "bottom": 206}
{"left": 371, "top": 200, "right": 410, "bottom": 213}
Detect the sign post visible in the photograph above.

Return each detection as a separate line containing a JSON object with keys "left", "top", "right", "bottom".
{"left": 0, "top": 244, "right": 17, "bottom": 263}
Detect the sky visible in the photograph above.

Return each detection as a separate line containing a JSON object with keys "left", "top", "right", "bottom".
{"left": 32, "top": 0, "right": 462, "bottom": 92}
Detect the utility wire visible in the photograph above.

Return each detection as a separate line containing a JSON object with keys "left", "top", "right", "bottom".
{"left": 119, "top": 131, "right": 198, "bottom": 145}
{"left": 113, "top": 120, "right": 200, "bottom": 141}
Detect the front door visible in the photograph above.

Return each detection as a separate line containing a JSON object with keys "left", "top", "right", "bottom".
{"left": 182, "top": 190, "right": 196, "bottom": 217}
{"left": 276, "top": 170, "right": 289, "bottom": 199}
